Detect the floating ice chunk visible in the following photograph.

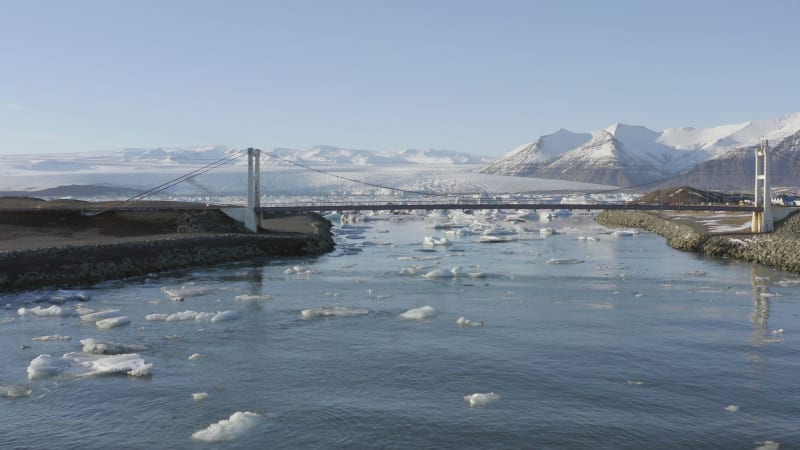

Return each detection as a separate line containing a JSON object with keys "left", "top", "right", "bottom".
{"left": 96, "top": 316, "right": 130, "bottom": 329}
{"left": 161, "top": 285, "right": 213, "bottom": 300}
{"left": 80, "top": 339, "right": 147, "bottom": 355}
{"left": 17, "top": 305, "right": 74, "bottom": 317}
{"left": 400, "top": 305, "right": 436, "bottom": 320}
{"left": 27, "top": 354, "right": 70, "bottom": 380}
{"left": 755, "top": 441, "right": 780, "bottom": 450}
{"left": 464, "top": 392, "right": 500, "bottom": 408}
{"left": 725, "top": 404, "right": 740, "bottom": 412}
{"left": 235, "top": 294, "right": 272, "bottom": 302}
{"left": 456, "top": 316, "right": 484, "bottom": 327}
{"left": 188, "top": 353, "right": 207, "bottom": 360}
{"left": 75, "top": 307, "right": 96, "bottom": 316}
{"left": 192, "top": 392, "right": 209, "bottom": 401}
{"left": 145, "top": 310, "right": 239, "bottom": 322}
{"left": 210, "top": 310, "right": 240, "bottom": 322}
{"left": 626, "top": 380, "right": 645, "bottom": 385}
{"left": 423, "top": 236, "right": 451, "bottom": 247}
{"left": 423, "top": 266, "right": 463, "bottom": 279}
{"left": 546, "top": 258, "right": 584, "bottom": 265}
{"left": 423, "top": 269, "right": 453, "bottom": 278}
{"left": 53, "top": 290, "right": 91, "bottom": 302}
{"left": 539, "top": 228, "right": 557, "bottom": 235}
{"left": 284, "top": 265, "right": 314, "bottom": 275}
{"left": 477, "top": 235, "right": 515, "bottom": 243}
{"left": 81, "top": 309, "right": 121, "bottom": 322}
{"left": 0, "top": 384, "right": 32, "bottom": 398}
{"left": 191, "top": 411, "right": 262, "bottom": 442}
{"left": 612, "top": 230, "right": 636, "bottom": 237}
{"left": 301, "top": 307, "right": 369, "bottom": 320}
{"left": 32, "top": 335, "right": 71, "bottom": 342}
{"left": 64, "top": 352, "right": 152, "bottom": 377}
{"left": 771, "top": 329, "right": 784, "bottom": 336}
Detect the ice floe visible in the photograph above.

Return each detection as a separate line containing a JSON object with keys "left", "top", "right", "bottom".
{"left": 400, "top": 305, "right": 436, "bottom": 320}
{"left": 161, "top": 285, "right": 214, "bottom": 301}
{"left": 301, "top": 307, "right": 369, "bottom": 319}
{"left": 17, "top": 305, "right": 74, "bottom": 317}
{"left": 32, "top": 335, "right": 71, "bottom": 342}
{"left": 63, "top": 352, "right": 152, "bottom": 377}
{"left": 81, "top": 339, "right": 147, "bottom": 355}
{"left": 191, "top": 411, "right": 262, "bottom": 442}
{"left": 423, "top": 236, "right": 452, "bottom": 247}
{"left": 546, "top": 258, "right": 584, "bottom": 265}
{"left": 80, "top": 309, "right": 121, "bottom": 322}
{"left": 27, "top": 354, "right": 71, "bottom": 380}
{"left": 235, "top": 294, "right": 272, "bottom": 302}
{"left": 192, "top": 392, "right": 209, "bottom": 401}
{"left": 96, "top": 316, "right": 131, "bottom": 329}
{"left": 464, "top": 392, "right": 500, "bottom": 408}
{"left": 188, "top": 353, "right": 207, "bottom": 360}
{"left": 456, "top": 316, "right": 484, "bottom": 327}
{"left": 145, "top": 310, "right": 240, "bottom": 322}
{"left": 0, "top": 384, "right": 32, "bottom": 398}
{"left": 724, "top": 404, "right": 740, "bottom": 412}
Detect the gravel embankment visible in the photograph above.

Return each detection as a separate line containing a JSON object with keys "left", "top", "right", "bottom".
{"left": 0, "top": 210, "right": 334, "bottom": 291}
{"left": 596, "top": 210, "right": 800, "bottom": 273}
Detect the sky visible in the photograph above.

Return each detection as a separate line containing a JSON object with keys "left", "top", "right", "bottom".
{"left": 1, "top": 0, "right": 799, "bottom": 157}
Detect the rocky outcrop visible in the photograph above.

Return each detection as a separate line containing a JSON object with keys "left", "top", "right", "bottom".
{"left": 596, "top": 209, "right": 800, "bottom": 273}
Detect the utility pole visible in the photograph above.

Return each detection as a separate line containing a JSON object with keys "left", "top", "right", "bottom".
{"left": 751, "top": 138, "right": 773, "bottom": 233}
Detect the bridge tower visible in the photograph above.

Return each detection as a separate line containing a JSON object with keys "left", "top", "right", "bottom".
{"left": 245, "top": 148, "right": 262, "bottom": 233}
{"left": 751, "top": 138, "right": 773, "bottom": 233}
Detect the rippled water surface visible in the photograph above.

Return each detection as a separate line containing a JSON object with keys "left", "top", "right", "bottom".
{"left": 1, "top": 216, "right": 798, "bottom": 449}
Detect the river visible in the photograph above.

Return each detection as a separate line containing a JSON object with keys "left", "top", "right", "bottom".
{"left": 0, "top": 213, "right": 797, "bottom": 449}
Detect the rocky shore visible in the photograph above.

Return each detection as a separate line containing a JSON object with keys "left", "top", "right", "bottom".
{"left": 596, "top": 209, "right": 800, "bottom": 273}
{"left": 0, "top": 205, "right": 334, "bottom": 291}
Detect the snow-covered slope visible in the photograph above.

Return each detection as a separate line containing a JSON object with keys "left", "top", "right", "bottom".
{"left": 658, "top": 112, "right": 800, "bottom": 155}
{"left": 477, "top": 129, "right": 591, "bottom": 176}
{"left": 481, "top": 112, "right": 800, "bottom": 187}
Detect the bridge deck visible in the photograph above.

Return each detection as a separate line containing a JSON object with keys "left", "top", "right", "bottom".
{"left": 255, "top": 202, "right": 761, "bottom": 213}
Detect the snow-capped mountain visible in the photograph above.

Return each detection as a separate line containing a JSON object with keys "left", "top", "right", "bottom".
{"left": 481, "top": 113, "right": 800, "bottom": 188}
{"left": 479, "top": 129, "right": 591, "bottom": 176}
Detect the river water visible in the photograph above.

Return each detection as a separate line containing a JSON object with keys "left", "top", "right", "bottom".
{"left": 0, "top": 214, "right": 797, "bottom": 449}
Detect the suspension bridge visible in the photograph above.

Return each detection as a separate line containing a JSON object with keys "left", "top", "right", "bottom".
{"left": 229, "top": 143, "right": 774, "bottom": 234}
{"left": 7, "top": 141, "right": 778, "bottom": 233}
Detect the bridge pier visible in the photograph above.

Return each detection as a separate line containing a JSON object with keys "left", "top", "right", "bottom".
{"left": 751, "top": 139, "right": 774, "bottom": 233}
{"left": 245, "top": 148, "right": 262, "bottom": 233}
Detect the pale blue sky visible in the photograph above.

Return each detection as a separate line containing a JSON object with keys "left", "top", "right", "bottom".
{"left": 2, "top": 0, "right": 798, "bottom": 156}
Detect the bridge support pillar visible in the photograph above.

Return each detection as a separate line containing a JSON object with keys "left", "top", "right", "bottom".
{"left": 245, "top": 148, "right": 262, "bottom": 233}
{"left": 751, "top": 138, "right": 773, "bottom": 233}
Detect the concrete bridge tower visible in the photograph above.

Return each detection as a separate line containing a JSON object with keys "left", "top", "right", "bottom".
{"left": 245, "top": 148, "right": 262, "bottom": 233}
{"left": 751, "top": 138, "right": 774, "bottom": 233}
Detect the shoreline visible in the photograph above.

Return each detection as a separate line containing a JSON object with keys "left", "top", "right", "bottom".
{"left": 0, "top": 200, "right": 334, "bottom": 291}
{"left": 596, "top": 209, "right": 800, "bottom": 273}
